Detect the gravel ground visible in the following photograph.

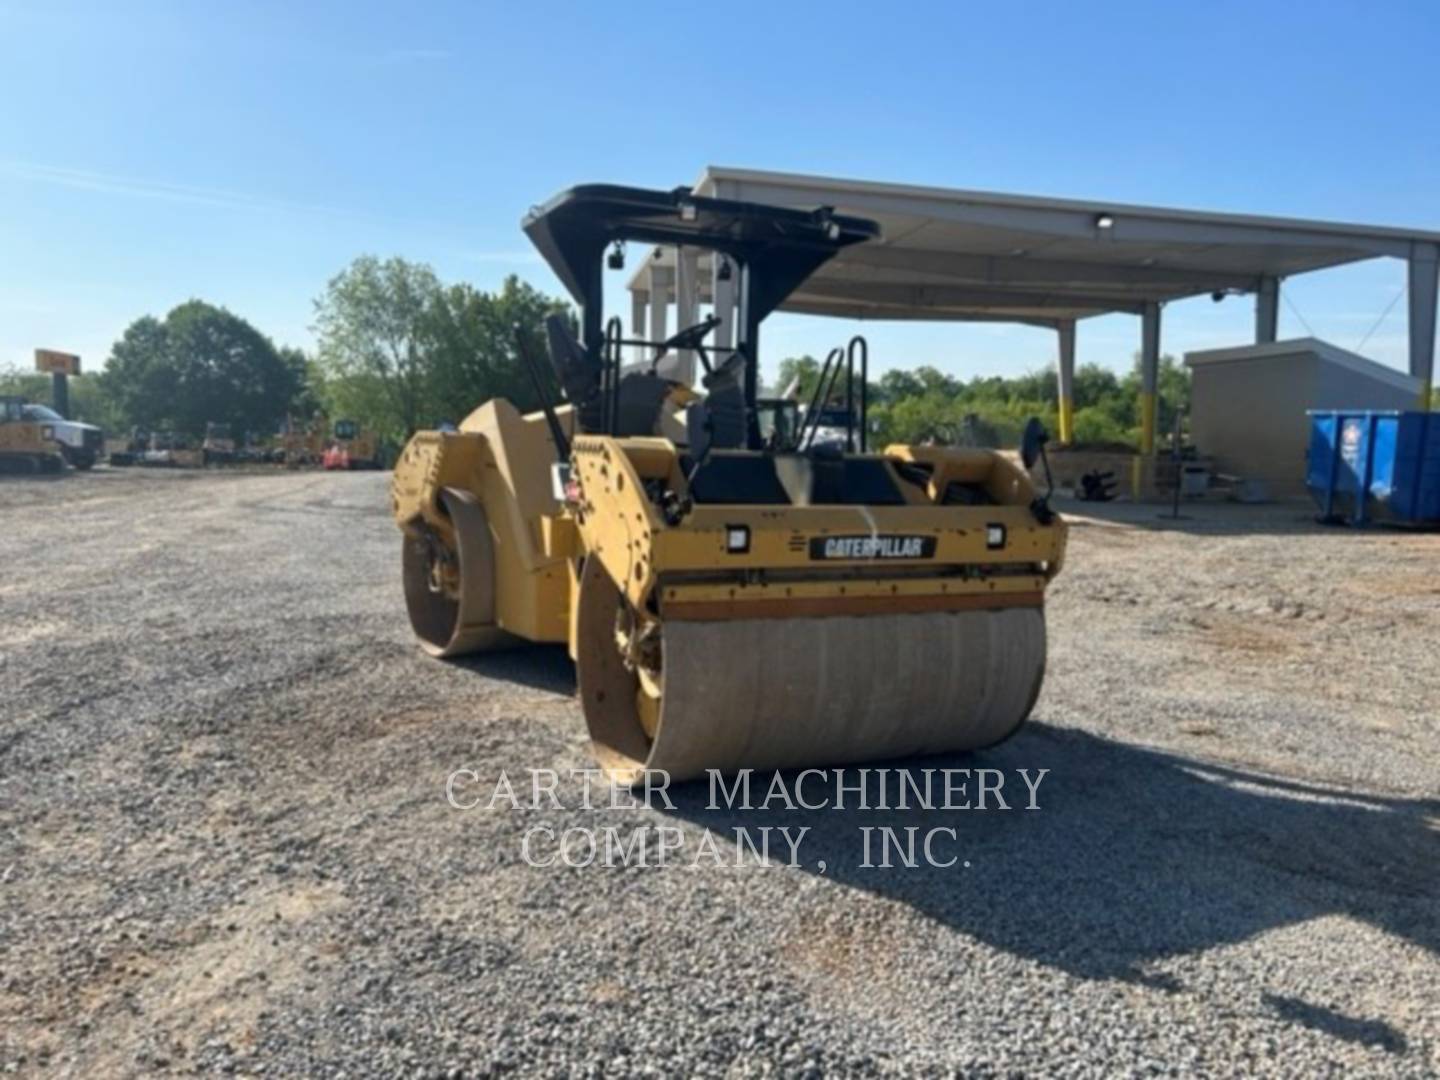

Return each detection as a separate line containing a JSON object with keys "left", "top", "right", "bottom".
{"left": 1, "top": 467, "right": 1437, "bottom": 1078}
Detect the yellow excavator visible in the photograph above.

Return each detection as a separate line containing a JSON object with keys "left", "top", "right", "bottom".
{"left": 391, "top": 185, "right": 1067, "bottom": 783}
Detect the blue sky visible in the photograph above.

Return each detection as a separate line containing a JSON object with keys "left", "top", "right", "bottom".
{"left": 2, "top": 0, "right": 1437, "bottom": 386}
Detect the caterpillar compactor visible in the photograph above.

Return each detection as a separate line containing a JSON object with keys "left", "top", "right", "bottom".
{"left": 391, "top": 185, "right": 1067, "bottom": 782}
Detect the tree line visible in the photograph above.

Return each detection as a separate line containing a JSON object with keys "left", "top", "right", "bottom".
{"left": 777, "top": 352, "right": 1191, "bottom": 449}
{"left": 0, "top": 253, "right": 1185, "bottom": 451}
{"left": 0, "top": 257, "right": 567, "bottom": 444}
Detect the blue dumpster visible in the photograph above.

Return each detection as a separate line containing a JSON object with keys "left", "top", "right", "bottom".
{"left": 1306, "top": 410, "right": 1440, "bottom": 525}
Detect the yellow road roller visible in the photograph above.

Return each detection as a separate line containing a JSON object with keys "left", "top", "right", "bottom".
{"left": 391, "top": 184, "right": 1067, "bottom": 782}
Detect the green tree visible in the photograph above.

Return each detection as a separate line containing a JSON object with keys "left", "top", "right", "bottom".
{"left": 861, "top": 351, "right": 1191, "bottom": 449}
{"left": 314, "top": 256, "right": 441, "bottom": 438}
{"left": 776, "top": 353, "right": 891, "bottom": 417}
{"left": 101, "top": 316, "right": 172, "bottom": 430}
{"left": 915, "top": 366, "right": 960, "bottom": 396}
{"left": 100, "top": 302, "right": 300, "bottom": 436}
{"left": 1072, "top": 362, "right": 1123, "bottom": 410}
{"left": 423, "top": 276, "right": 571, "bottom": 424}
{"left": 774, "top": 355, "right": 822, "bottom": 401}
{"left": 313, "top": 260, "right": 574, "bottom": 438}
{"left": 1121, "top": 352, "right": 1190, "bottom": 440}
{"left": 876, "top": 367, "right": 924, "bottom": 403}
{"left": 1071, "top": 405, "right": 1132, "bottom": 445}
{"left": 279, "top": 346, "right": 323, "bottom": 419}
{"left": 1007, "top": 367, "right": 1057, "bottom": 404}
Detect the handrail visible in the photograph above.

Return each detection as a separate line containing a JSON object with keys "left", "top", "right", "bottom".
{"left": 604, "top": 317, "right": 625, "bottom": 435}
{"left": 795, "top": 346, "right": 844, "bottom": 451}
{"left": 849, "top": 335, "right": 869, "bottom": 453}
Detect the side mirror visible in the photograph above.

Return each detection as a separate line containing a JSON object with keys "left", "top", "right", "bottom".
{"left": 1020, "top": 417, "right": 1049, "bottom": 471}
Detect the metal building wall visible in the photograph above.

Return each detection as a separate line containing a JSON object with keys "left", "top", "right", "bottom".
{"left": 1186, "top": 340, "right": 1421, "bottom": 496}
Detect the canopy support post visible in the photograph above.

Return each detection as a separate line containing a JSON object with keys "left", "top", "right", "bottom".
{"left": 1056, "top": 320, "right": 1076, "bottom": 445}
{"left": 1256, "top": 276, "right": 1279, "bottom": 344}
{"left": 648, "top": 264, "right": 668, "bottom": 363}
{"left": 1409, "top": 242, "right": 1438, "bottom": 410}
{"left": 630, "top": 291, "right": 647, "bottom": 366}
{"left": 675, "top": 248, "right": 699, "bottom": 385}
{"left": 712, "top": 254, "right": 735, "bottom": 358}
{"left": 1140, "top": 301, "right": 1162, "bottom": 455}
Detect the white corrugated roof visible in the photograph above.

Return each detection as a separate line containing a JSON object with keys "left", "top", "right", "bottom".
{"left": 638, "top": 166, "right": 1440, "bottom": 325}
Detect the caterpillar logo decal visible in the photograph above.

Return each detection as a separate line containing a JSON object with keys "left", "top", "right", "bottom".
{"left": 809, "top": 535, "right": 937, "bottom": 560}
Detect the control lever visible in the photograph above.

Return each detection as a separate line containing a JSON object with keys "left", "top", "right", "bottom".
{"left": 1020, "top": 416, "right": 1055, "bottom": 524}
{"left": 514, "top": 324, "right": 571, "bottom": 460}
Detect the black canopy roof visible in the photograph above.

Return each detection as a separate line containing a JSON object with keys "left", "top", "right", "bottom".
{"left": 522, "top": 184, "right": 878, "bottom": 328}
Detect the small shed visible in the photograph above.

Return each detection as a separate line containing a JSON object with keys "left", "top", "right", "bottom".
{"left": 1185, "top": 338, "right": 1422, "bottom": 496}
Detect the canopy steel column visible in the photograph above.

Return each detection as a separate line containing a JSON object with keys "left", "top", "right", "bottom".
{"left": 1056, "top": 320, "right": 1076, "bottom": 444}
{"left": 1256, "top": 276, "right": 1279, "bottom": 344}
{"left": 712, "top": 254, "right": 735, "bottom": 355}
{"left": 674, "top": 248, "right": 699, "bottom": 385}
{"left": 1410, "top": 242, "right": 1438, "bottom": 410}
{"left": 631, "top": 292, "right": 647, "bottom": 365}
{"left": 648, "top": 266, "right": 668, "bottom": 362}
{"left": 1139, "top": 301, "right": 1162, "bottom": 455}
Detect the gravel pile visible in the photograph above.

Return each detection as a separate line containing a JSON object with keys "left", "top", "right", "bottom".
{"left": 1, "top": 469, "right": 1436, "bottom": 1077}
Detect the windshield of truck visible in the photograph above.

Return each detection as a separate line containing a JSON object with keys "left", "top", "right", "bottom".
{"left": 22, "top": 404, "right": 63, "bottom": 422}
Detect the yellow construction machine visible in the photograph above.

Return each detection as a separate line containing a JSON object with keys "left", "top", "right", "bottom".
{"left": 392, "top": 185, "right": 1067, "bottom": 782}
{"left": 278, "top": 414, "right": 327, "bottom": 468}
{"left": 0, "top": 396, "right": 66, "bottom": 473}
{"left": 323, "top": 419, "right": 383, "bottom": 470}
{"left": 202, "top": 422, "right": 239, "bottom": 465}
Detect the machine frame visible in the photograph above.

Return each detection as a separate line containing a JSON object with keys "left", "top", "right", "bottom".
{"left": 392, "top": 183, "right": 1068, "bottom": 782}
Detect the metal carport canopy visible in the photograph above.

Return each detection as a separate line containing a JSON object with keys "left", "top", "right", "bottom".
{"left": 690, "top": 166, "right": 1440, "bottom": 326}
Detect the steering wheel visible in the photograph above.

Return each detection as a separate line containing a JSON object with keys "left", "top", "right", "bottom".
{"left": 653, "top": 314, "right": 722, "bottom": 376}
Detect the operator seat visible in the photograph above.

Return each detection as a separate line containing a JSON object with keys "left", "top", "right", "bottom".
{"left": 544, "top": 315, "right": 603, "bottom": 430}
{"left": 543, "top": 313, "right": 674, "bottom": 438}
{"left": 693, "top": 354, "right": 748, "bottom": 450}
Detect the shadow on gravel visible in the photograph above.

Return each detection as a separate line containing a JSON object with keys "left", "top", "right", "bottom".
{"left": 1057, "top": 497, "right": 1371, "bottom": 538}
{"left": 662, "top": 723, "right": 1438, "bottom": 1054}
{"left": 449, "top": 644, "right": 576, "bottom": 696}
{"left": 1263, "top": 993, "right": 1408, "bottom": 1053}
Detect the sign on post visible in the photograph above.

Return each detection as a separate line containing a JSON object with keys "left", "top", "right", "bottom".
{"left": 35, "top": 349, "right": 82, "bottom": 376}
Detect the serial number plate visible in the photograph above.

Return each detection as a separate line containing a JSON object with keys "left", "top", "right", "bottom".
{"left": 808, "top": 535, "right": 937, "bottom": 560}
